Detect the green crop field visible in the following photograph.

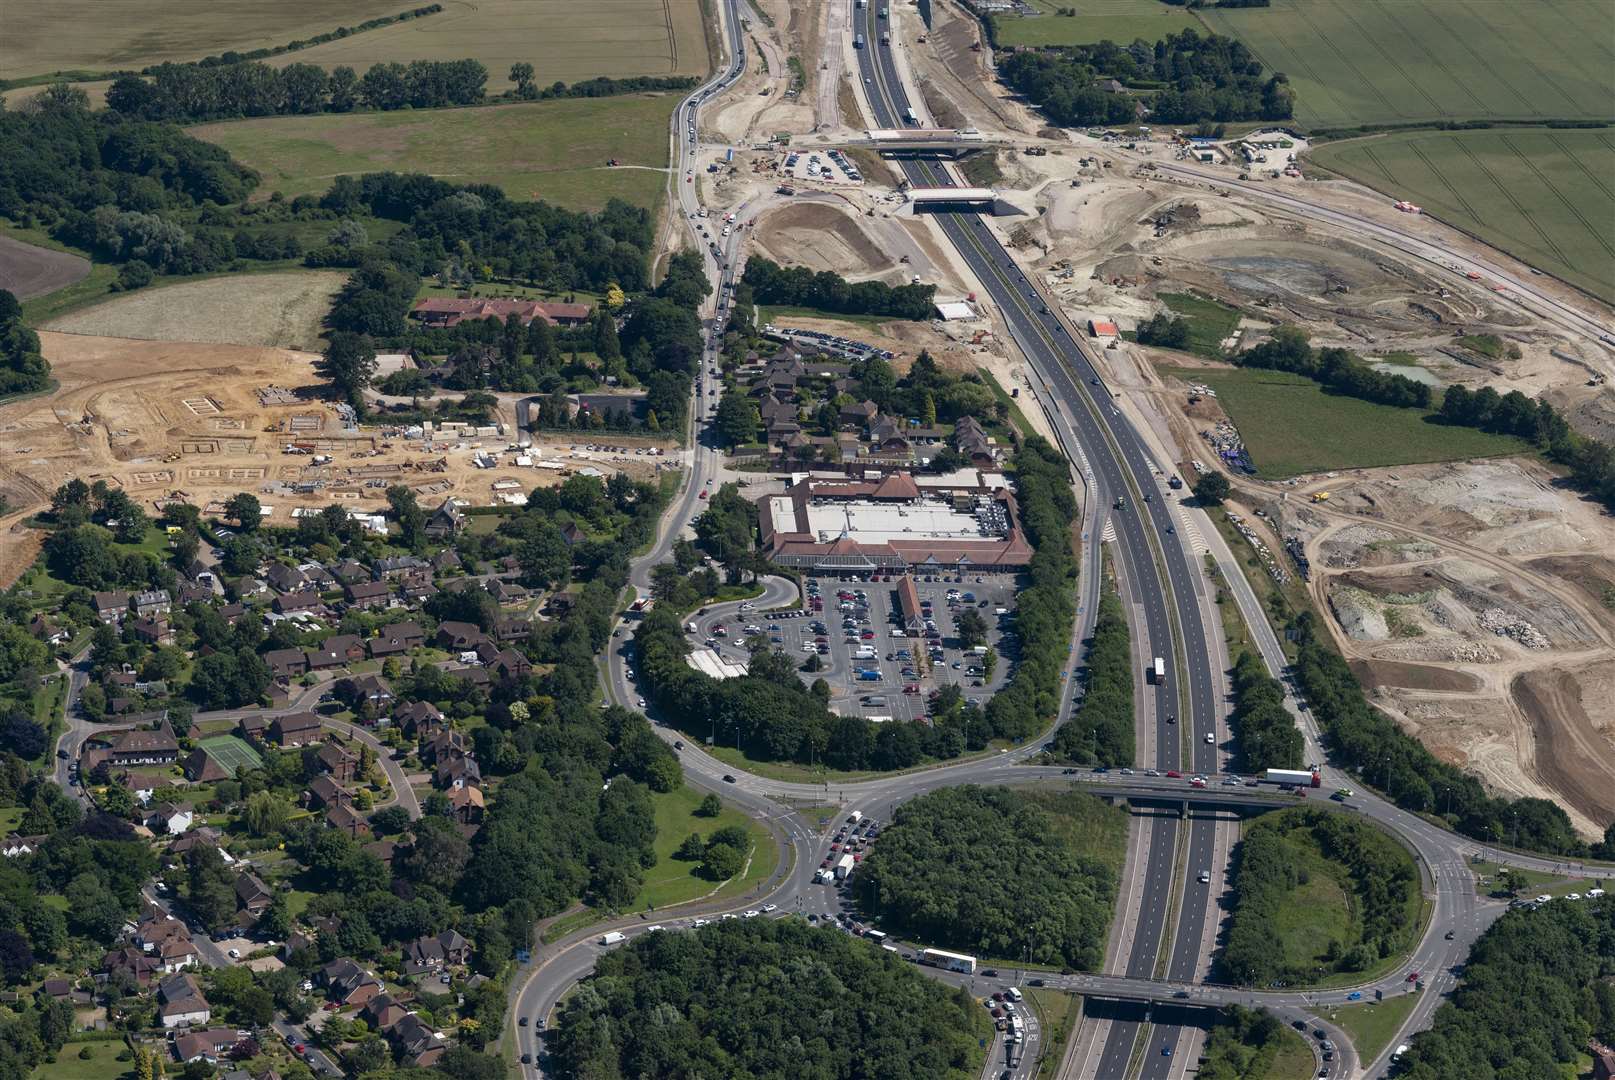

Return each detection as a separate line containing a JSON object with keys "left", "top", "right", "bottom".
{"left": 1199, "top": 0, "right": 1613, "bottom": 129}
{"left": 991, "top": 0, "right": 1202, "bottom": 48}
{"left": 1171, "top": 367, "right": 1528, "bottom": 478}
{"left": 1311, "top": 128, "right": 1615, "bottom": 304}
{"left": 190, "top": 95, "right": 676, "bottom": 211}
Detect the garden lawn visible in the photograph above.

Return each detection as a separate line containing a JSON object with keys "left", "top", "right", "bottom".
{"left": 29, "top": 1038, "right": 134, "bottom": 1080}
{"left": 1172, "top": 367, "right": 1527, "bottom": 478}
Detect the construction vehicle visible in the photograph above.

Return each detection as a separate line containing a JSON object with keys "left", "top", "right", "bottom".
{"left": 1310, "top": 491, "right": 1330, "bottom": 503}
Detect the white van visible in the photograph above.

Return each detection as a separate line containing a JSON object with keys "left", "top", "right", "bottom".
{"left": 599, "top": 931, "right": 626, "bottom": 946}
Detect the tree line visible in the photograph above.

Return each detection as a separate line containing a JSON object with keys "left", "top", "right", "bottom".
{"left": 742, "top": 256, "right": 938, "bottom": 320}
{"left": 851, "top": 786, "right": 1123, "bottom": 969}
{"left": 548, "top": 919, "right": 987, "bottom": 1078}
{"left": 998, "top": 29, "right": 1295, "bottom": 129}
{"left": 1230, "top": 325, "right": 1615, "bottom": 510}
{"left": 1220, "top": 808, "right": 1418, "bottom": 986}
{"left": 1292, "top": 612, "right": 1615, "bottom": 858}
{"left": 1394, "top": 896, "right": 1615, "bottom": 1080}
{"left": 106, "top": 58, "right": 490, "bottom": 122}
{"left": 1234, "top": 325, "right": 1432, "bottom": 408}
{"left": 1228, "top": 650, "right": 1302, "bottom": 771}
{"left": 1050, "top": 583, "right": 1134, "bottom": 765}
{"left": 103, "top": 55, "right": 698, "bottom": 124}
{"left": 985, "top": 435, "right": 1085, "bottom": 746}
{"left": 0, "top": 291, "right": 50, "bottom": 398}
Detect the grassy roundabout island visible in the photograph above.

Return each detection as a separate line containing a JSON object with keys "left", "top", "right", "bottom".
{"left": 1221, "top": 808, "right": 1422, "bottom": 988}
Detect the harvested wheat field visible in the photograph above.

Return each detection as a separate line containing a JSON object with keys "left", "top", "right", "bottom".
{"left": 44, "top": 272, "right": 345, "bottom": 350}
{"left": 0, "top": 0, "right": 408, "bottom": 81}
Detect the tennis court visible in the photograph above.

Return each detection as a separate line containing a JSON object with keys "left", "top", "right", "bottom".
{"left": 198, "top": 735, "right": 264, "bottom": 777}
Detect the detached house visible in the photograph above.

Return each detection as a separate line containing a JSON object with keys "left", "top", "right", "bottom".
{"left": 234, "top": 872, "right": 274, "bottom": 917}
{"left": 425, "top": 499, "right": 464, "bottom": 540}
{"left": 368, "top": 622, "right": 425, "bottom": 658}
{"left": 158, "top": 972, "right": 211, "bottom": 1028}
{"left": 389, "top": 1012, "right": 447, "bottom": 1067}
{"left": 345, "top": 580, "right": 393, "bottom": 610}
{"left": 269, "top": 712, "right": 323, "bottom": 748}
{"left": 402, "top": 930, "right": 471, "bottom": 975}
{"left": 319, "top": 958, "right": 384, "bottom": 1007}
{"left": 92, "top": 592, "right": 130, "bottom": 624}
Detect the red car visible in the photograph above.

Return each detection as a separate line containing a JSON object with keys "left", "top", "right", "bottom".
{"left": 1165, "top": 770, "right": 1182, "bottom": 778}
{"left": 830, "top": 843, "right": 841, "bottom": 852}
{"left": 698, "top": 490, "right": 708, "bottom": 499}
{"left": 903, "top": 684, "right": 919, "bottom": 694}
{"left": 1407, "top": 971, "right": 1421, "bottom": 982}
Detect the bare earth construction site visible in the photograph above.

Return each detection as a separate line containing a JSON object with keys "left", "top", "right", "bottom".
{"left": 0, "top": 331, "right": 662, "bottom": 588}
{"left": 666, "top": 0, "right": 1615, "bottom": 842}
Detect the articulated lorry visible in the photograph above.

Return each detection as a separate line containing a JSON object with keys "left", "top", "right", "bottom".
{"left": 1263, "top": 768, "right": 1321, "bottom": 788}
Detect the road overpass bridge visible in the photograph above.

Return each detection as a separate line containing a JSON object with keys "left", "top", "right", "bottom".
{"left": 857, "top": 128, "right": 1006, "bottom": 157}
{"left": 902, "top": 185, "right": 1027, "bottom": 217}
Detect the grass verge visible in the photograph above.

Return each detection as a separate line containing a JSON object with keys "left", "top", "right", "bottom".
{"left": 1028, "top": 988, "right": 1082, "bottom": 1078}
{"left": 632, "top": 782, "right": 777, "bottom": 910}
{"left": 1327, "top": 992, "right": 1419, "bottom": 1066}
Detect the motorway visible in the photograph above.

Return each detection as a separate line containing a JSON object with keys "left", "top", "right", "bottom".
{"left": 497, "top": 2, "right": 1615, "bottom": 1078}
{"left": 849, "top": 8, "right": 1229, "bottom": 1076}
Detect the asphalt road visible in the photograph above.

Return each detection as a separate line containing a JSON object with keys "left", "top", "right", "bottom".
{"left": 1149, "top": 159, "right": 1615, "bottom": 351}
{"left": 851, "top": 12, "right": 1224, "bottom": 1074}
{"left": 505, "top": 11, "right": 1615, "bottom": 1076}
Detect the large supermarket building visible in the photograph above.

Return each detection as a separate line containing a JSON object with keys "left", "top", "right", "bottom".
{"left": 757, "top": 471, "right": 1032, "bottom": 574}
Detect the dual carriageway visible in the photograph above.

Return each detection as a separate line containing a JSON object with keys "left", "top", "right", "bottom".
{"left": 510, "top": 2, "right": 1612, "bottom": 1078}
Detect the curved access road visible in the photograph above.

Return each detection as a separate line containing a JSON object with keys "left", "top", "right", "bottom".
{"left": 1151, "top": 159, "right": 1615, "bottom": 351}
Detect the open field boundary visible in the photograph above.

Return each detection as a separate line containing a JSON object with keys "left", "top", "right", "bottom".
{"left": 1309, "top": 127, "right": 1615, "bottom": 304}
{"left": 1200, "top": 0, "right": 1614, "bottom": 130}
